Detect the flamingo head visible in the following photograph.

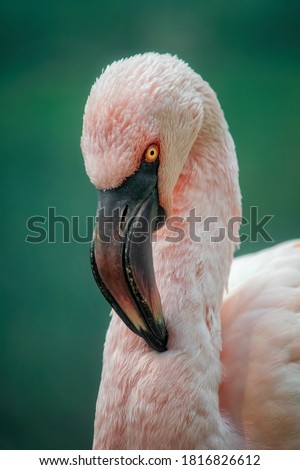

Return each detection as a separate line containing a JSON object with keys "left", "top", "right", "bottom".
{"left": 81, "top": 53, "right": 204, "bottom": 352}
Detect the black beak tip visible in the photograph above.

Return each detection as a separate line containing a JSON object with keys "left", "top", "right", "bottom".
{"left": 141, "top": 329, "right": 168, "bottom": 353}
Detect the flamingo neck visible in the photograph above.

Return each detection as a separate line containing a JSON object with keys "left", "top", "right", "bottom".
{"left": 153, "top": 92, "right": 241, "bottom": 354}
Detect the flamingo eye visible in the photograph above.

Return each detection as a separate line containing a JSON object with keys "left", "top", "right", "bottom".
{"left": 145, "top": 144, "right": 159, "bottom": 162}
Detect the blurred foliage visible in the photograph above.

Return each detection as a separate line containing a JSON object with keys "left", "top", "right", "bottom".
{"left": 0, "top": 0, "right": 299, "bottom": 449}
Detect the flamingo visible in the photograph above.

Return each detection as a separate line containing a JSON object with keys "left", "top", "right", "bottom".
{"left": 81, "top": 53, "right": 300, "bottom": 449}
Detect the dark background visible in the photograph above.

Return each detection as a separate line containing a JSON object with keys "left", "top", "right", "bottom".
{"left": 1, "top": 0, "right": 299, "bottom": 449}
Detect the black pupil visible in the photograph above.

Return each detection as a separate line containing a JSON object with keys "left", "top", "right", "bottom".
{"left": 150, "top": 150, "right": 154, "bottom": 155}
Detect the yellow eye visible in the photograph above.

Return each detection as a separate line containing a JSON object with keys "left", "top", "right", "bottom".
{"left": 145, "top": 144, "right": 159, "bottom": 162}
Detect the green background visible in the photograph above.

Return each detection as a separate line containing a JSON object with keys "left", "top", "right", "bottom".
{"left": 1, "top": 0, "right": 299, "bottom": 449}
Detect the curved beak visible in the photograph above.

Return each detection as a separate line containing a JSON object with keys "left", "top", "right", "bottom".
{"left": 91, "top": 159, "right": 168, "bottom": 352}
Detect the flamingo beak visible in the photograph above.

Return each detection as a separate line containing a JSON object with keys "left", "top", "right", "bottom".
{"left": 90, "top": 159, "right": 168, "bottom": 352}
